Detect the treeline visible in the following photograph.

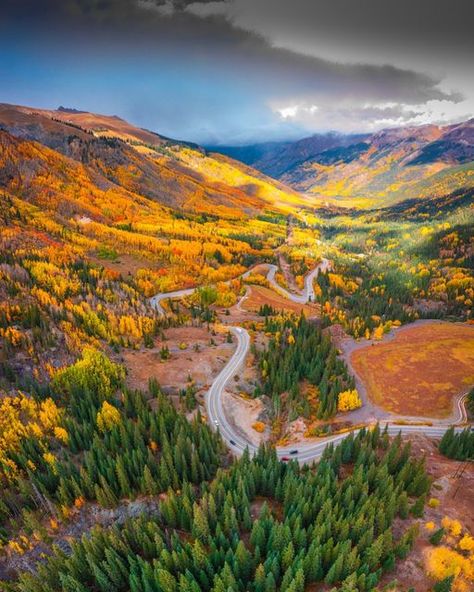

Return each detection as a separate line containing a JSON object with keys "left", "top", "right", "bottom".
{"left": 467, "top": 387, "right": 474, "bottom": 416}
{"left": 439, "top": 427, "right": 474, "bottom": 461}
{"left": 254, "top": 315, "right": 354, "bottom": 420}
{"left": 10, "top": 426, "right": 429, "bottom": 592}
{"left": 258, "top": 303, "right": 276, "bottom": 317}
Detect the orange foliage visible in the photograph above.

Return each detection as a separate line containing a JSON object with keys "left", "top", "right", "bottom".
{"left": 252, "top": 422, "right": 266, "bottom": 433}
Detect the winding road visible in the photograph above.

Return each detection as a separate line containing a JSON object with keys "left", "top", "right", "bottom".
{"left": 266, "top": 258, "right": 331, "bottom": 303}
{"left": 150, "top": 260, "right": 471, "bottom": 464}
{"left": 149, "top": 269, "right": 255, "bottom": 316}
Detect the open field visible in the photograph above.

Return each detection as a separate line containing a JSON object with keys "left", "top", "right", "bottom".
{"left": 122, "top": 326, "right": 234, "bottom": 394}
{"left": 242, "top": 285, "right": 319, "bottom": 316}
{"left": 88, "top": 252, "right": 157, "bottom": 276}
{"left": 351, "top": 322, "right": 474, "bottom": 418}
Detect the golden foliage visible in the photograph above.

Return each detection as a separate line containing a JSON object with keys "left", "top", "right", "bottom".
{"left": 426, "top": 546, "right": 474, "bottom": 588}
{"left": 459, "top": 535, "right": 474, "bottom": 553}
{"left": 337, "top": 389, "right": 362, "bottom": 412}
{"left": 442, "top": 516, "right": 463, "bottom": 538}
{"left": 96, "top": 401, "right": 121, "bottom": 432}
{"left": 252, "top": 422, "right": 266, "bottom": 433}
{"left": 0, "top": 393, "right": 64, "bottom": 483}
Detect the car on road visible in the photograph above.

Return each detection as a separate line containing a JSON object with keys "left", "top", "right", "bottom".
{"left": 229, "top": 439, "right": 236, "bottom": 446}
{"left": 281, "top": 456, "right": 290, "bottom": 462}
{"left": 214, "top": 419, "right": 219, "bottom": 426}
{"left": 290, "top": 449, "right": 298, "bottom": 455}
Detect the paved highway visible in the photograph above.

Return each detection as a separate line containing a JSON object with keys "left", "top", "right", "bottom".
{"left": 266, "top": 258, "right": 331, "bottom": 303}
{"left": 150, "top": 260, "right": 471, "bottom": 464}
{"left": 202, "top": 324, "right": 469, "bottom": 463}
{"left": 150, "top": 259, "right": 329, "bottom": 315}
{"left": 149, "top": 268, "right": 254, "bottom": 316}
{"left": 150, "top": 287, "right": 196, "bottom": 316}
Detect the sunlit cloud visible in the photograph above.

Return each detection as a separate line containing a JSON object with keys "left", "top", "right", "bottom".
{"left": 364, "top": 100, "right": 473, "bottom": 129}
{"left": 275, "top": 104, "right": 319, "bottom": 119}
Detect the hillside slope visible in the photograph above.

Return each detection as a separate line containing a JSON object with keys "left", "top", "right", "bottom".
{"left": 213, "top": 120, "right": 474, "bottom": 207}
{"left": 0, "top": 104, "right": 303, "bottom": 313}
{"left": 208, "top": 131, "right": 368, "bottom": 178}
{"left": 0, "top": 103, "right": 307, "bottom": 217}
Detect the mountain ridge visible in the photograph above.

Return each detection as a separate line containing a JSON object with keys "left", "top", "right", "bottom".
{"left": 0, "top": 103, "right": 307, "bottom": 218}
{"left": 211, "top": 119, "right": 474, "bottom": 206}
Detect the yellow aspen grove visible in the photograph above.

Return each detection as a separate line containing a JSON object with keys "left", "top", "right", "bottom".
{"left": 96, "top": 401, "right": 122, "bottom": 432}
{"left": 337, "top": 389, "right": 362, "bottom": 412}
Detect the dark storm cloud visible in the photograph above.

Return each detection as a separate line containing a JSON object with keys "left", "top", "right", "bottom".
{"left": 195, "top": 0, "right": 474, "bottom": 65}
{"left": 0, "top": 0, "right": 218, "bottom": 22}
{"left": 0, "top": 0, "right": 470, "bottom": 142}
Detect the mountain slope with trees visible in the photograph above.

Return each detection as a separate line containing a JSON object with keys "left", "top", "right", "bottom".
{"left": 212, "top": 120, "right": 474, "bottom": 207}
{"left": 0, "top": 103, "right": 306, "bottom": 217}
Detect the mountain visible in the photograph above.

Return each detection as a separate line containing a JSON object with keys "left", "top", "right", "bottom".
{"left": 0, "top": 102, "right": 316, "bottom": 308}
{"left": 0, "top": 103, "right": 306, "bottom": 218}
{"left": 212, "top": 120, "right": 474, "bottom": 207}
{"left": 207, "top": 131, "right": 368, "bottom": 178}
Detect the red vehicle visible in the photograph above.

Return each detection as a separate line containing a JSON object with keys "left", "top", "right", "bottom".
{"left": 281, "top": 456, "right": 290, "bottom": 462}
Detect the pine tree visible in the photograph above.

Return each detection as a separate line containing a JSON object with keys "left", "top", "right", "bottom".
{"left": 253, "top": 563, "right": 266, "bottom": 592}
{"left": 429, "top": 527, "right": 445, "bottom": 545}
{"left": 433, "top": 575, "right": 454, "bottom": 592}
{"left": 156, "top": 568, "right": 177, "bottom": 592}
{"left": 410, "top": 494, "right": 426, "bottom": 518}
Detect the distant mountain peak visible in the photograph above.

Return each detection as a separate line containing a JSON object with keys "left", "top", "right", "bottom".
{"left": 57, "top": 106, "right": 87, "bottom": 114}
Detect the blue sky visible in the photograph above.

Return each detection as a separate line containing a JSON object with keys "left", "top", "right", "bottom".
{"left": 1, "top": 0, "right": 472, "bottom": 144}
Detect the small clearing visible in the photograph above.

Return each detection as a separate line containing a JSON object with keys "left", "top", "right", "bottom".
{"left": 222, "top": 390, "right": 268, "bottom": 447}
{"left": 242, "top": 285, "right": 319, "bottom": 317}
{"left": 122, "top": 326, "right": 234, "bottom": 394}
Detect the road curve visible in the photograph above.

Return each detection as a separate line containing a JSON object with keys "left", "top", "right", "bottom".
{"left": 205, "top": 326, "right": 257, "bottom": 455}
{"left": 203, "top": 325, "right": 469, "bottom": 463}
{"left": 150, "top": 261, "right": 471, "bottom": 465}
{"left": 150, "top": 258, "right": 330, "bottom": 315}
{"left": 457, "top": 392, "right": 469, "bottom": 424}
{"left": 150, "top": 287, "right": 196, "bottom": 316}
{"left": 266, "top": 258, "right": 331, "bottom": 303}
{"left": 149, "top": 268, "right": 255, "bottom": 316}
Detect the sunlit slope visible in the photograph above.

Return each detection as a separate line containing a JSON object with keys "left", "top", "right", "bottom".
{"left": 0, "top": 103, "right": 306, "bottom": 216}
{"left": 282, "top": 122, "right": 474, "bottom": 207}
{"left": 214, "top": 119, "right": 474, "bottom": 208}
{"left": 0, "top": 126, "right": 287, "bottom": 294}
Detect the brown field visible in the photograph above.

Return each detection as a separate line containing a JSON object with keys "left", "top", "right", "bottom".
{"left": 89, "top": 253, "right": 156, "bottom": 276}
{"left": 242, "top": 285, "right": 319, "bottom": 317}
{"left": 122, "top": 326, "right": 233, "bottom": 394}
{"left": 351, "top": 322, "right": 474, "bottom": 418}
